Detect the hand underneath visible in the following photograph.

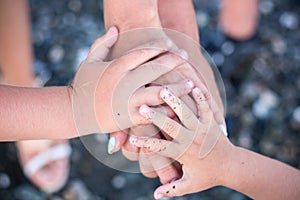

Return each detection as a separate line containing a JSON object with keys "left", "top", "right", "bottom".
{"left": 71, "top": 26, "right": 187, "bottom": 135}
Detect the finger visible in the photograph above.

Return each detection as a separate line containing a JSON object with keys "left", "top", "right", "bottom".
{"left": 127, "top": 51, "right": 187, "bottom": 86}
{"left": 121, "top": 128, "right": 140, "bottom": 161}
{"left": 130, "top": 136, "right": 181, "bottom": 160}
{"left": 139, "top": 105, "right": 185, "bottom": 140}
{"left": 211, "top": 98, "right": 227, "bottom": 130}
{"left": 132, "top": 79, "right": 194, "bottom": 106}
{"left": 138, "top": 148, "right": 157, "bottom": 178}
{"left": 192, "top": 87, "right": 212, "bottom": 124}
{"left": 153, "top": 177, "right": 190, "bottom": 199}
{"left": 131, "top": 135, "right": 181, "bottom": 184}
{"left": 88, "top": 26, "right": 119, "bottom": 61}
{"left": 108, "top": 130, "right": 128, "bottom": 154}
{"left": 113, "top": 38, "right": 174, "bottom": 72}
{"left": 160, "top": 87, "right": 199, "bottom": 130}
{"left": 148, "top": 154, "right": 181, "bottom": 184}
{"left": 181, "top": 94, "right": 197, "bottom": 115}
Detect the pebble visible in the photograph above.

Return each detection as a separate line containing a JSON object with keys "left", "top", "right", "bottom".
{"left": 111, "top": 174, "right": 127, "bottom": 189}
{"left": 259, "top": 0, "right": 274, "bottom": 15}
{"left": 68, "top": 0, "right": 82, "bottom": 12}
{"left": 292, "top": 107, "right": 300, "bottom": 123}
{"left": 212, "top": 51, "right": 225, "bottom": 66}
{"left": 0, "top": 173, "right": 10, "bottom": 189}
{"left": 271, "top": 36, "right": 287, "bottom": 55}
{"left": 74, "top": 47, "right": 90, "bottom": 70}
{"left": 279, "top": 12, "right": 299, "bottom": 30}
{"left": 63, "top": 12, "right": 77, "bottom": 26}
{"left": 196, "top": 11, "right": 209, "bottom": 28}
{"left": 48, "top": 45, "right": 65, "bottom": 63}
{"left": 253, "top": 90, "right": 279, "bottom": 119}
{"left": 221, "top": 41, "right": 235, "bottom": 56}
{"left": 34, "top": 60, "right": 51, "bottom": 86}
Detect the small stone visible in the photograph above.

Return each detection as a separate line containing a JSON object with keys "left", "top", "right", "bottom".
{"left": 196, "top": 11, "right": 209, "bottom": 28}
{"left": 0, "top": 173, "right": 10, "bottom": 189}
{"left": 74, "top": 47, "right": 89, "bottom": 70}
{"left": 279, "top": 12, "right": 299, "bottom": 30}
{"left": 253, "top": 90, "right": 279, "bottom": 119}
{"left": 48, "top": 45, "right": 65, "bottom": 63}
{"left": 292, "top": 107, "right": 300, "bottom": 123}
{"left": 63, "top": 12, "right": 76, "bottom": 26}
{"left": 259, "top": 0, "right": 274, "bottom": 15}
{"left": 221, "top": 41, "right": 235, "bottom": 56}
{"left": 212, "top": 52, "right": 225, "bottom": 66}
{"left": 271, "top": 36, "right": 287, "bottom": 55}
{"left": 68, "top": 0, "right": 82, "bottom": 12}
{"left": 111, "top": 174, "right": 126, "bottom": 189}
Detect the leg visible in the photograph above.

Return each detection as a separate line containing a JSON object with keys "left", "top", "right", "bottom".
{"left": 158, "top": 0, "right": 199, "bottom": 42}
{"left": 219, "top": 0, "right": 259, "bottom": 40}
{"left": 0, "top": 0, "right": 34, "bottom": 86}
{"left": 0, "top": 0, "right": 70, "bottom": 193}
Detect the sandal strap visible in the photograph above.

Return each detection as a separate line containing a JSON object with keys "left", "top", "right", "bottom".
{"left": 23, "top": 143, "right": 72, "bottom": 177}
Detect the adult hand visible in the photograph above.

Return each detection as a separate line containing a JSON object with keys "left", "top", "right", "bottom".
{"left": 71, "top": 26, "right": 189, "bottom": 135}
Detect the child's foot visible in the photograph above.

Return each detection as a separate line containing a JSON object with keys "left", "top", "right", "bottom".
{"left": 17, "top": 140, "right": 71, "bottom": 193}
{"left": 219, "top": 0, "right": 259, "bottom": 41}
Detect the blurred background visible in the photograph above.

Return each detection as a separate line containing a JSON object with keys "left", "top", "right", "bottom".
{"left": 0, "top": 0, "right": 299, "bottom": 199}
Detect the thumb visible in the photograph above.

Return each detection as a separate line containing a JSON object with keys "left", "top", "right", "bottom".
{"left": 154, "top": 178, "right": 189, "bottom": 199}
{"left": 88, "top": 26, "right": 119, "bottom": 61}
{"left": 107, "top": 130, "right": 128, "bottom": 154}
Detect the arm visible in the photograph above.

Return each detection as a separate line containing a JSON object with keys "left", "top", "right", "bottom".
{"left": 0, "top": 27, "right": 184, "bottom": 142}
{"left": 158, "top": 0, "right": 199, "bottom": 42}
{"left": 0, "top": 85, "right": 76, "bottom": 141}
{"left": 225, "top": 146, "right": 300, "bottom": 200}
{"left": 131, "top": 85, "right": 300, "bottom": 199}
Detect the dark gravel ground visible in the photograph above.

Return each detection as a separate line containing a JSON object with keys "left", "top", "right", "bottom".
{"left": 0, "top": 0, "right": 299, "bottom": 199}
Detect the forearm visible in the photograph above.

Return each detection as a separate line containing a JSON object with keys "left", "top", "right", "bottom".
{"left": 158, "top": 0, "right": 199, "bottom": 42}
{"left": 0, "top": 85, "right": 77, "bottom": 141}
{"left": 0, "top": 0, "right": 34, "bottom": 85}
{"left": 224, "top": 146, "right": 300, "bottom": 199}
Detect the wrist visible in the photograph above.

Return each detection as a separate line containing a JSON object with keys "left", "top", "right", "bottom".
{"left": 221, "top": 144, "right": 247, "bottom": 190}
{"left": 216, "top": 135, "right": 237, "bottom": 187}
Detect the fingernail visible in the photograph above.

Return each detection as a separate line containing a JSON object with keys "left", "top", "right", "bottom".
{"left": 185, "top": 80, "right": 194, "bottom": 89}
{"left": 219, "top": 124, "right": 228, "bottom": 137}
{"left": 179, "top": 49, "right": 189, "bottom": 60}
{"left": 193, "top": 87, "right": 201, "bottom": 95}
{"left": 166, "top": 39, "right": 173, "bottom": 48}
{"left": 160, "top": 88, "right": 171, "bottom": 99}
{"left": 139, "top": 105, "right": 150, "bottom": 115}
{"left": 107, "top": 26, "right": 117, "bottom": 35}
{"left": 155, "top": 193, "right": 164, "bottom": 199}
{"left": 107, "top": 136, "right": 116, "bottom": 154}
{"left": 129, "top": 135, "right": 137, "bottom": 144}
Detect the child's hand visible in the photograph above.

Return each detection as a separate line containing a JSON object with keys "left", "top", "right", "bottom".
{"left": 130, "top": 86, "right": 233, "bottom": 199}
{"left": 71, "top": 26, "right": 189, "bottom": 135}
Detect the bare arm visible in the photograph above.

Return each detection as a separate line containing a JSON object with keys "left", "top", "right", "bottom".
{"left": 158, "top": 0, "right": 199, "bottom": 42}
{"left": 224, "top": 146, "right": 300, "bottom": 200}
{"left": 132, "top": 86, "right": 300, "bottom": 199}
{"left": 0, "top": 85, "right": 76, "bottom": 141}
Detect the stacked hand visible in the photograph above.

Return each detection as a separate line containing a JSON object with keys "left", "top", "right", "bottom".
{"left": 130, "top": 86, "right": 231, "bottom": 199}
{"left": 73, "top": 26, "right": 227, "bottom": 186}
